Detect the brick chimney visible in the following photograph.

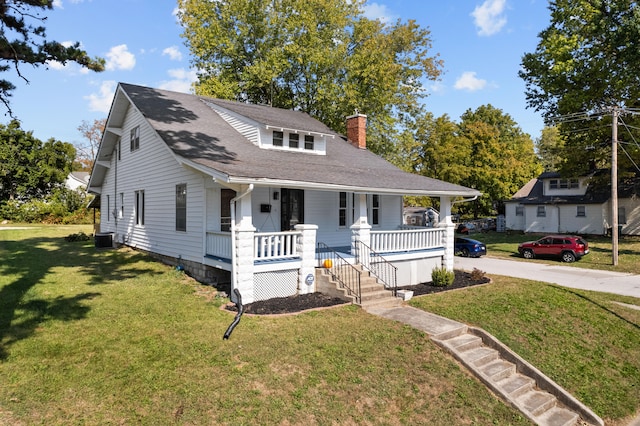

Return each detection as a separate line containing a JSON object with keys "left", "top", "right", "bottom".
{"left": 346, "top": 113, "right": 367, "bottom": 149}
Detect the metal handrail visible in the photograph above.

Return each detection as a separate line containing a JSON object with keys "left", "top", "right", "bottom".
{"left": 317, "top": 242, "right": 361, "bottom": 304}
{"left": 354, "top": 241, "right": 398, "bottom": 296}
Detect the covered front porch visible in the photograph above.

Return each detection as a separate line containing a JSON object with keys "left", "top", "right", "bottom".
{"left": 203, "top": 189, "right": 458, "bottom": 304}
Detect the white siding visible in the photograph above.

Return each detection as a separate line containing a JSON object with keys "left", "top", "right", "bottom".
{"left": 99, "top": 106, "right": 206, "bottom": 263}
{"left": 557, "top": 204, "right": 604, "bottom": 235}
{"left": 504, "top": 203, "right": 525, "bottom": 231}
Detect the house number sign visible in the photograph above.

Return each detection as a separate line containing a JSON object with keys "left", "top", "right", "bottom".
{"left": 305, "top": 274, "right": 314, "bottom": 286}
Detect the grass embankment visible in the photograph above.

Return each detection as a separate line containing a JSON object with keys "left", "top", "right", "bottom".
{"left": 0, "top": 225, "right": 527, "bottom": 425}
{"left": 1, "top": 226, "right": 639, "bottom": 425}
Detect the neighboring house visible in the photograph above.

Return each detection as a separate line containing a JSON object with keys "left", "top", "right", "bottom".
{"left": 403, "top": 206, "right": 439, "bottom": 227}
{"left": 88, "top": 83, "right": 480, "bottom": 304}
{"left": 504, "top": 171, "right": 640, "bottom": 236}
{"left": 65, "top": 171, "right": 90, "bottom": 191}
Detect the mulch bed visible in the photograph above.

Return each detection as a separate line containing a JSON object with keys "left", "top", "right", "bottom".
{"left": 225, "top": 270, "right": 489, "bottom": 315}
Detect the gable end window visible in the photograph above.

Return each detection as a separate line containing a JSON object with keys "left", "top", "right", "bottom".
{"left": 576, "top": 205, "right": 586, "bottom": 217}
{"left": 176, "top": 184, "right": 187, "bottom": 232}
{"left": 273, "top": 131, "right": 284, "bottom": 147}
{"left": 130, "top": 126, "right": 140, "bottom": 151}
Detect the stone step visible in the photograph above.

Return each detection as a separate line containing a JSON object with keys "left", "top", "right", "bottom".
{"left": 536, "top": 406, "right": 579, "bottom": 426}
{"left": 359, "top": 295, "right": 402, "bottom": 309}
{"left": 458, "top": 346, "right": 499, "bottom": 367}
{"left": 517, "top": 390, "right": 557, "bottom": 417}
{"left": 480, "top": 359, "right": 516, "bottom": 382}
{"left": 495, "top": 373, "right": 534, "bottom": 398}
{"left": 441, "top": 333, "right": 483, "bottom": 352}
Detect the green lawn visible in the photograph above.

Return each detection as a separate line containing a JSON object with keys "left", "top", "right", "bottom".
{"left": 1, "top": 225, "right": 639, "bottom": 425}
{"left": 475, "top": 231, "right": 640, "bottom": 274}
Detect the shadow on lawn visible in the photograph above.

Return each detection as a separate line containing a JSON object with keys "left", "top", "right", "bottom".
{"left": 0, "top": 235, "right": 161, "bottom": 360}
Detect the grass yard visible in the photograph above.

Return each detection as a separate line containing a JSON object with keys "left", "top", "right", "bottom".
{"left": 0, "top": 225, "right": 529, "bottom": 425}
{"left": 476, "top": 231, "right": 640, "bottom": 274}
{"left": 1, "top": 226, "right": 639, "bottom": 425}
{"left": 410, "top": 276, "right": 640, "bottom": 425}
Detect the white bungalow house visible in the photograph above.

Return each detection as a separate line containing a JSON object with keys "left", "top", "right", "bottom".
{"left": 504, "top": 171, "right": 640, "bottom": 236}
{"left": 88, "top": 83, "right": 480, "bottom": 304}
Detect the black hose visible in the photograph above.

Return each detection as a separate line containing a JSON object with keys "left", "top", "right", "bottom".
{"left": 223, "top": 289, "right": 244, "bottom": 340}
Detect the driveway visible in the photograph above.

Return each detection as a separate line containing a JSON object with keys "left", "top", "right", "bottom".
{"left": 454, "top": 256, "right": 640, "bottom": 299}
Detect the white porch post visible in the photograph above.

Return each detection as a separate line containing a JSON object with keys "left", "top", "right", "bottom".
{"left": 233, "top": 187, "right": 256, "bottom": 304}
{"left": 295, "top": 224, "right": 318, "bottom": 295}
{"left": 351, "top": 193, "right": 371, "bottom": 267}
{"left": 439, "top": 196, "right": 456, "bottom": 271}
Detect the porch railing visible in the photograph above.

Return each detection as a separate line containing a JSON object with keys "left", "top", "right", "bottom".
{"left": 206, "top": 231, "right": 232, "bottom": 260}
{"left": 205, "top": 230, "right": 302, "bottom": 261}
{"left": 371, "top": 227, "right": 445, "bottom": 253}
{"left": 317, "top": 242, "right": 361, "bottom": 304}
{"left": 354, "top": 241, "right": 398, "bottom": 296}
{"left": 254, "top": 231, "right": 301, "bottom": 260}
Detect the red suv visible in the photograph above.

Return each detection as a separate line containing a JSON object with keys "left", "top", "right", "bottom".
{"left": 517, "top": 235, "right": 589, "bottom": 263}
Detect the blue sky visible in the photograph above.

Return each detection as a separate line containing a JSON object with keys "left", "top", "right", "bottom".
{"left": 5, "top": 0, "right": 550, "bottom": 148}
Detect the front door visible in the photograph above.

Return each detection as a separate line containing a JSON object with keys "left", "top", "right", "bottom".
{"left": 281, "top": 189, "right": 304, "bottom": 230}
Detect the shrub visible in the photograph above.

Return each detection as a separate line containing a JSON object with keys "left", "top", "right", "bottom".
{"left": 431, "top": 266, "right": 454, "bottom": 287}
{"left": 470, "top": 268, "right": 486, "bottom": 281}
{"left": 64, "top": 231, "right": 91, "bottom": 242}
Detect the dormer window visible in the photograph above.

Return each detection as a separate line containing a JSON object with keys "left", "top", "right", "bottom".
{"left": 273, "top": 131, "right": 284, "bottom": 147}
{"left": 549, "top": 178, "right": 578, "bottom": 189}
{"left": 304, "top": 135, "right": 314, "bottom": 150}
{"left": 289, "top": 133, "right": 299, "bottom": 148}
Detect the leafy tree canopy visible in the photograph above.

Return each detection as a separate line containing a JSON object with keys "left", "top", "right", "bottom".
{"left": 399, "top": 105, "right": 542, "bottom": 217}
{"left": 0, "top": 0, "right": 105, "bottom": 115}
{"left": 519, "top": 0, "right": 640, "bottom": 177}
{"left": 177, "top": 0, "right": 443, "bottom": 156}
{"left": 0, "top": 120, "right": 75, "bottom": 202}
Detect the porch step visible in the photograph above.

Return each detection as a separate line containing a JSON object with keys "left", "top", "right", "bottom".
{"left": 434, "top": 329, "right": 591, "bottom": 426}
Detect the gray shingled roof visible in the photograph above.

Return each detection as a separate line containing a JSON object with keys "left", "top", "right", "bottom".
{"left": 119, "top": 83, "right": 479, "bottom": 196}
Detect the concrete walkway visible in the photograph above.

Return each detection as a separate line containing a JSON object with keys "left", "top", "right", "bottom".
{"left": 455, "top": 256, "right": 640, "bottom": 298}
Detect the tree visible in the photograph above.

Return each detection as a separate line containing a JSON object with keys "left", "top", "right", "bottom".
{"left": 457, "top": 105, "right": 542, "bottom": 217}
{"left": 536, "top": 126, "right": 566, "bottom": 172}
{"left": 400, "top": 106, "right": 541, "bottom": 217}
{"left": 0, "top": 120, "right": 75, "bottom": 202}
{"left": 0, "top": 0, "right": 105, "bottom": 115}
{"left": 519, "top": 0, "right": 640, "bottom": 177}
{"left": 177, "top": 0, "right": 443, "bottom": 156}
{"left": 75, "top": 118, "right": 106, "bottom": 171}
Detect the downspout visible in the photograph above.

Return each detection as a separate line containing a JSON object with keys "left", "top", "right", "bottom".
{"left": 230, "top": 184, "right": 254, "bottom": 301}
{"left": 223, "top": 184, "right": 253, "bottom": 340}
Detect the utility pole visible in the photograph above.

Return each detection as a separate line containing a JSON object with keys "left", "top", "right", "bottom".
{"left": 611, "top": 108, "right": 619, "bottom": 266}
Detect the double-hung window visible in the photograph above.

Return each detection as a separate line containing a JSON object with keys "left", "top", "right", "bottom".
{"left": 576, "top": 206, "right": 586, "bottom": 217}
{"left": 339, "top": 192, "right": 347, "bottom": 227}
{"left": 176, "top": 184, "right": 187, "bottom": 231}
{"left": 130, "top": 126, "right": 140, "bottom": 151}
{"left": 135, "top": 190, "right": 145, "bottom": 226}
{"left": 371, "top": 194, "right": 380, "bottom": 225}
{"left": 273, "top": 131, "right": 284, "bottom": 147}
{"left": 304, "top": 135, "right": 314, "bottom": 150}
{"left": 536, "top": 205, "right": 546, "bottom": 217}
{"left": 289, "top": 133, "right": 299, "bottom": 148}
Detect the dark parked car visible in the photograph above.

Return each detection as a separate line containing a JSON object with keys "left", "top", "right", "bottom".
{"left": 517, "top": 235, "right": 589, "bottom": 263}
{"left": 454, "top": 237, "right": 487, "bottom": 257}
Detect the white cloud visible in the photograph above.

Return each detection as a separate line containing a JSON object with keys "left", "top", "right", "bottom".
{"left": 454, "top": 71, "right": 487, "bottom": 91}
{"left": 363, "top": 2, "right": 396, "bottom": 24}
{"left": 85, "top": 80, "right": 117, "bottom": 113}
{"left": 162, "top": 46, "right": 183, "bottom": 61}
{"left": 471, "top": 0, "right": 507, "bottom": 36}
{"left": 105, "top": 44, "right": 136, "bottom": 71}
{"left": 158, "top": 68, "right": 198, "bottom": 93}
{"left": 53, "top": 0, "right": 63, "bottom": 8}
